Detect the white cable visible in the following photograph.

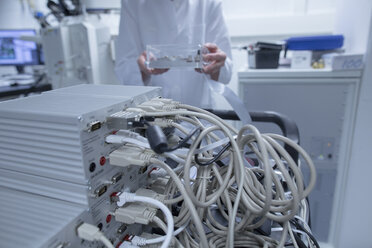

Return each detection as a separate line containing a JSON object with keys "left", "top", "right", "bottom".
{"left": 163, "top": 152, "right": 185, "bottom": 165}
{"left": 193, "top": 136, "right": 230, "bottom": 154}
{"left": 145, "top": 221, "right": 189, "bottom": 245}
{"left": 144, "top": 109, "right": 245, "bottom": 247}
{"left": 108, "top": 102, "right": 317, "bottom": 247}
{"left": 150, "top": 158, "right": 209, "bottom": 247}
{"left": 100, "top": 235, "right": 115, "bottom": 248}
{"left": 117, "top": 192, "right": 174, "bottom": 248}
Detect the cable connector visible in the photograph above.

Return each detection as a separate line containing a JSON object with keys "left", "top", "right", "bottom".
{"left": 148, "top": 97, "right": 181, "bottom": 110}
{"left": 151, "top": 118, "right": 174, "bottom": 128}
{"left": 115, "top": 191, "right": 175, "bottom": 248}
{"left": 77, "top": 222, "right": 102, "bottom": 241}
{"left": 109, "top": 145, "right": 156, "bottom": 167}
{"left": 76, "top": 222, "right": 114, "bottom": 248}
{"left": 137, "top": 98, "right": 181, "bottom": 112}
{"left": 115, "top": 191, "right": 136, "bottom": 206}
{"left": 148, "top": 178, "right": 170, "bottom": 194}
{"left": 148, "top": 167, "right": 167, "bottom": 180}
{"left": 105, "top": 134, "right": 149, "bottom": 148}
{"left": 131, "top": 236, "right": 147, "bottom": 246}
{"left": 114, "top": 202, "right": 157, "bottom": 225}
{"left": 116, "top": 130, "right": 149, "bottom": 143}
{"left": 135, "top": 188, "right": 165, "bottom": 203}
{"left": 106, "top": 111, "right": 143, "bottom": 130}
{"left": 131, "top": 233, "right": 177, "bottom": 248}
{"left": 118, "top": 241, "right": 139, "bottom": 248}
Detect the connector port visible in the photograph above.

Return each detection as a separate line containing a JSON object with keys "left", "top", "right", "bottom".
{"left": 110, "top": 192, "right": 119, "bottom": 204}
{"left": 89, "top": 162, "right": 96, "bottom": 173}
{"left": 111, "top": 172, "right": 123, "bottom": 184}
{"left": 75, "top": 221, "right": 84, "bottom": 236}
{"left": 139, "top": 166, "right": 148, "bottom": 174}
{"left": 88, "top": 121, "right": 101, "bottom": 132}
{"left": 94, "top": 185, "right": 107, "bottom": 197}
{"left": 117, "top": 224, "right": 127, "bottom": 234}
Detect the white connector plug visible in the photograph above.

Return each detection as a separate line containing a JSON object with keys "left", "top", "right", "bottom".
{"left": 148, "top": 178, "right": 170, "bottom": 194}
{"left": 136, "top": 98, "right": 181, "bottom": 112}
{"left": 76, "top": 222, "right": 114, "bottom": 248}
{"left": 116, "top": 130, "right": 149, "bottom": 143}
{"left": 113, "top": 191, "right": 174, "bottom": 248}
{"left": 114, "top": 203, "right": 157, "bottom": 225}
{"left": 77, "top": 222, "right": 101, "bottom": 242}
{"left": 109, "top": 145, "right": 156, "bottom": 167}
{"left": 105, "top": 134, "right": 150, "bottom": 148}
{"left": 131, "top": 233, "right": 178, "bottom": 248}
{"left": 148, "top": 167, "right": 168, "bottom": 180}
{"left": 118, "top": 241, "right": 140, "bottom": 248}
{"left": 135, "top": 188, "right": 166, "bottom": 203}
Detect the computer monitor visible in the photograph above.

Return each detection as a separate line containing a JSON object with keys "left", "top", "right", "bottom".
{"left": 0, "top": 29, "right": 40, "bottom": 67}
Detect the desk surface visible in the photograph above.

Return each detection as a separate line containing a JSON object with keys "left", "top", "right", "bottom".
{"left": 0, "top": 73, "right": 52, "bottom": 99}
{"left": 0, "top": 83, "right": 52, "bottom": 98}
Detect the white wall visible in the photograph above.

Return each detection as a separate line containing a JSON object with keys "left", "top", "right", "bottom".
{"left": 0, "top": 0, "right": 46, "bottom": 29}
{"left": 334, "top": 0, "right": 372, "bottom": 53}
{"left": 333, "top": 1, "right": 372, "bottom": 247}
{"left": 222, "top": 0, "right": 336, "bottom": 37}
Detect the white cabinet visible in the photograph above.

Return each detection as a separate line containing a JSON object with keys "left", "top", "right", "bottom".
{"left": 238, "top": 68, "right": 362, "bottom": 245}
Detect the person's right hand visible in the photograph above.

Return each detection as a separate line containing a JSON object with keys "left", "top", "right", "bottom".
{"left": 137, "top": 51, "right": 169, "bottom": 76}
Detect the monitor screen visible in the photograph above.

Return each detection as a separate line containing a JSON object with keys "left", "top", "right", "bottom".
{"left": 0, "top": 29, "right": 40, "bottom": 66}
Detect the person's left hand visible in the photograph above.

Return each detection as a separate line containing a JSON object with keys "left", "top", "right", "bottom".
{"left": 197, "top": 43, "right": 227, "bottom": 81}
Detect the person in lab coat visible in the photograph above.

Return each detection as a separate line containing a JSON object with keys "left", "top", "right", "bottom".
{"left": 115, "top": 0, "right": 233, "bottom": 108}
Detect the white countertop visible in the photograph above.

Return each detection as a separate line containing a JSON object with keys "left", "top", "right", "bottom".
{"left": 238, "top": 67, "right": 363, "bottom": 78}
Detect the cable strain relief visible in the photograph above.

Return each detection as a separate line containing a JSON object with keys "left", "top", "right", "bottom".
{"left": 140, "top": 151, "right": 156, "bottom": 162}
{"left": 119, "top": 192, "right": 136, "bottom": 206}
{"left": 145, "top": 209, "right": 156, "bottom": 222}
{"left": 131, "top": 236, "right": 147, "bottom": 246}
{"left": 95, "top": 231, "right": 104, "bottom": 240}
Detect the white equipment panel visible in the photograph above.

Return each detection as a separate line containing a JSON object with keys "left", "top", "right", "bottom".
{"left": 0, "top": 85, "right": 161, "bottom": 248}
{"left": 238, "top": 68, "right": 361, "bottom": 244}
{"left": 41, "top": 16, "right": 119, "bottom": 89}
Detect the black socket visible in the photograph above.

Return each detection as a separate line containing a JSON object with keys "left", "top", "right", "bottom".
{"left": 89, "top": 162, "right": 96, "bottom": 172}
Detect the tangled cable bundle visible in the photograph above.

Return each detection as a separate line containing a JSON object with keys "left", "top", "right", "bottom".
{"left": 114, "top": 100, "right": 318, "bottom": 248}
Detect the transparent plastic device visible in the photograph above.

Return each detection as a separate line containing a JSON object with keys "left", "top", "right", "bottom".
{"left": 146, "top": 44, "right": 208, "bottom": 69}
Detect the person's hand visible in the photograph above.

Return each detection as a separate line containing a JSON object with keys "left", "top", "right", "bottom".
{"left": 199, "top": 43, "right": 227, "bottom": 81}
{"left": 137, "top": 51, "right": 169, "bottom": 77}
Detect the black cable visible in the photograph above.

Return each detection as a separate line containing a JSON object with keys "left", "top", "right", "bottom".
{"left": 216, "top": 160, "right": 226, "bottom": 167}
{"left": 24, "top": 73, "right": 47, "bottom": 96}
{"left": 292, "top": 231, "right": 308, "bottom": 248}
{"left": 58, "top": 0, "right": 81, "bottom": 16}
{"left": 162, "top": 126, "right": 201, "bottom": 153}
{"left": 278, "top": 220, "right": 316, "bottom": 248}
{"left": 47, "top": 0, "right": 64, "bottom": 21}
{"left": 306, "top": 196, "right": 312, "bottom": 229}
{"left": 290, "top": 219, "right": 320, "bottom": 248}
{"left": 194, "top": 142, "right": 231, "bottom": 167}
{"left": 144, "top": 119, "right": 201, "bottom": 154}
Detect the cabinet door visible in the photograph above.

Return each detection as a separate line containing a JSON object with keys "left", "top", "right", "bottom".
{"left": 239, "top": 77, "right": 359, "bottom": 242}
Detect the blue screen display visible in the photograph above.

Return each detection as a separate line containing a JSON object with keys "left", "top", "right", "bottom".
{"left": 0, "top": 29, "right": 40, "bottom": 66}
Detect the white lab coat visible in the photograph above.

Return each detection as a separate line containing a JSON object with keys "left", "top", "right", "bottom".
{"left": 115, "top": 0, "right": 233, "bottom": 108}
